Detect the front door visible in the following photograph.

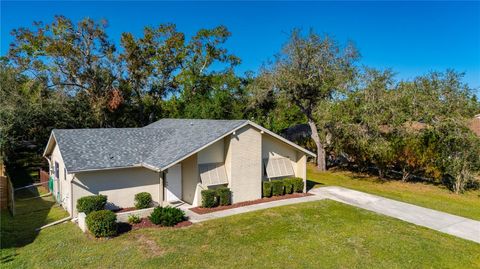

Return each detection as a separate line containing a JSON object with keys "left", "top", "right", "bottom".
{"left": 165, "top": 164, "right": 182, "bottom": 202}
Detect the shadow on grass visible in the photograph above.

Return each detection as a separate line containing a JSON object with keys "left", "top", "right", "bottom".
{"left": 1, "top": 186, "right": 65, "bottom": 262}
{"left": 306, "top": 180, "right": 323, "bottom": 192}
{"left": 117, "top": 222, "right": 132, "bottom": 235}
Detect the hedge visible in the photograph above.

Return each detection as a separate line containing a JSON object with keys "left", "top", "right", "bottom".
{"left": 262, "top": 181, "right": 273, "bottom": 197}
{"left": 291, "top": 177, "right": 304, "bottom": 193}
{"left": 201, "top": 189, "right": 218, "bottom": 208}
{"left": 76, "top": 195, "right": 107, "bottom": 215}
{"left": 86, "top": 210, "right": 117, "bottom": 237}
{"left": 216, "top": 187, "right": 232, "bottom": 206}
{"left": 134, "top": 192, "right": 152, "bottom": 209}
{"left": 271, "top": 180, "right": 284, "bottom": 196}
{"left": 283, "top": 178, "right": 294, "bottom": 194}
{"left": 149, "top": 206, "right": 185, "bottom": 226}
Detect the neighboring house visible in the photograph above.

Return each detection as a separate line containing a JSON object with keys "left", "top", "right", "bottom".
{"left": 470, "top": 114, "right": 480, "bottom": 136}
{"left": 43, "top": 119, "right": 315, "bottom": 216}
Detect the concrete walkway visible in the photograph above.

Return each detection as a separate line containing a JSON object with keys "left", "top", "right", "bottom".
{"left": 310, "top": 186, "right": 480, "bottom": 244}
{"left": 184, "top": 194, "right": 324, "bottom": 223}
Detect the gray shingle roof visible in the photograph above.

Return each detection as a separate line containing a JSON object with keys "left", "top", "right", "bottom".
{"left": 51, "top": 119, "right": 247, "bottom": 173}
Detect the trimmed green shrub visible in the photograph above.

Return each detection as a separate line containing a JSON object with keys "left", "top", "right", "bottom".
{"left": 149, "top": 206, "right": 185, "bottom": 226}
{"left": 283, "top": 178, "right": 294, "bottom": 194}
{"left": 292, "top": 177, "right": 304, "bottom": 193}
{"left": 262, "top": 181, "right": 273, "bottom": 197}
{"left": 271, "top": 180, "right": 284, "bottom": 196}
{"left": 128, "top": 214, "right": 141, "bottom": 224}
{"left": 216, "top": 187, "right": 232, "bottom": 206}
{"left": 77, "top": 195, "right": 107, "bottom": 214}
{"left": 201, "top": 189, "right": 218, "bottom": 208}
{"left": 134, "top": 192, "right": 152, "bottom": 209}
{"left": 86, "top": 210, "right": 117, "bottom": 237}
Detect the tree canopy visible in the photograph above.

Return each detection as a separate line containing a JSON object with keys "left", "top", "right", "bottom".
{"left": 1, "top": 17, "right": 479, "bottom": 192}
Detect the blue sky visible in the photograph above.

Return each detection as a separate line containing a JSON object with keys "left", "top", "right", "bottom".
{"left": 2, "top": 1, "right": 480, "bottom": 94}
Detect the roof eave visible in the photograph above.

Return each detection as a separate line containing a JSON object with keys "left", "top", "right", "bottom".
{"left": 42, "top": 132, "right": 56, "bottom": 157}
{"left": 70, "top": 163, "right": 161, "bottom": 174}
{"left": 247, "top": 121, "right": 317, "bottom": 157}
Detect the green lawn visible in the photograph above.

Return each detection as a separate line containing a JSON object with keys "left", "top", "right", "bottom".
{"left": 1, "top": 193, "right": 479, "bottom": 268}
{"left": 307, "top": 164, "right": 480, "bottom": 220}
{"left": 0, "top": 187, "right": 68, "bottom": 263}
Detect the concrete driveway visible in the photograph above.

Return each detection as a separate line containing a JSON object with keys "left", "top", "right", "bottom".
{"left": 310, "top": 186, "right": 480, "bottom": 244}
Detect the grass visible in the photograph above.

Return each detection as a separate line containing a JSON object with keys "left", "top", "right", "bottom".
{"left": 1, "top": 187, "right": 68, "bottom": 263}
{"left": 307, "top": 164, "right": 480, "bottom": 220}
{"left": 1, "top": 192, "right": 479, "bottom": 268}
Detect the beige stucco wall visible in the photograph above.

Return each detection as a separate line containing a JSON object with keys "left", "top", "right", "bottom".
{"left": 198, "top": 139, "right": 224, "bottom": 164}
{"left": 295, "top": 152, "right": 307, "bottom": 180}
{"left": 50, "top": 143, "right": 73, "bottom": 214}
{"left": 227, "top": 125, "right": 262, "bottom": 203}
{"left": 296, "top": 152, "right": 307, "bottom": 192}
{"left": 72, "top": 167, "right": 161, "bottom": 216}
{"left": 262, "top": 135, "right": 297, "bottom": 179}
{"left": 181, "top": 154, "right": 199, "bottom": 204}
{"left": 224, "top": 136, "right": 232, "bottom": 184}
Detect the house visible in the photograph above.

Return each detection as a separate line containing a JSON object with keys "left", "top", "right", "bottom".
{"left": 470, "top": 114, "right": 480, "bottom": 136}
{"left": 43, "top": 119, "right": 316, "bottom": 216}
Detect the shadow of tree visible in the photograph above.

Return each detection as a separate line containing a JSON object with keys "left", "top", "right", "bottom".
{"left": 6, "top": 165, "right": 38, "bottom": 188}
{"left": 1, "top": 186, "right": 67, "bottom": 256}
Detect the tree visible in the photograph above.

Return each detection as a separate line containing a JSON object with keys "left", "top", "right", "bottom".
{"left": 425, "top": 120, "right": 480, "bottom": 193}
{"left": 253, "top": 29, "right": 359, "bottom": 170}
{"left": 175, "top": 26, "right": 243, "bottom": 120}
{"left": 120, "top": 24, "right": 185, "bottom": 125}
{"left": 8, "top": 16, "right": 119, "bottom": 127}
{"left": 0, "top": 62, "right": 73, "bottom": 186}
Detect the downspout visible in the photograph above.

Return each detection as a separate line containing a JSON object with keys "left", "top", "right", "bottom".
{"left": 70, "top": 174, "right": 74, "bottom": 217}
{"left": 35, "top": 216, "right": 72, "bottom": 232}
{"left": 43, "top": 155, "right": 55, "bottom": 196}
{"left": 43, "top": 155, "right": 52, "bottom": 173}
{"left": 158, "top": 171, "right": 164, "bottom": 206}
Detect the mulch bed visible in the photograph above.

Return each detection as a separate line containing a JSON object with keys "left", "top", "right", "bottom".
{"left": 131, "top": 218, "right": 192, "bottom": 230}
{"left": 190, "top": 192, "right": 313, "bottom": 214}
{"left": 117, "top": 218, "right": 192, "bottom": 234}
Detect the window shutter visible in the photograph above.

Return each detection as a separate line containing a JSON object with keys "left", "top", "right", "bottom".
{"left": 264, "top": 158, "right": 294, "bottom": 178}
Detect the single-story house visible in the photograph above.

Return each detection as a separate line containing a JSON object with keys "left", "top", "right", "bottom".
{"left": 43, "top": 119, "right": 316, "bottom": 217}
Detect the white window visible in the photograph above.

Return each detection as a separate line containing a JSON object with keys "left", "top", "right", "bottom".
{"left": 264, "top": 158, "right": 294, "bottom": 179}
{"left": 198, "top": 163, "right": 228, "bottom": 187}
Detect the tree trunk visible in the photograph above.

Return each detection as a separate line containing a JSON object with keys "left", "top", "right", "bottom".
{"left": 401, "top": 168, "right": 410, "bottom": 182}
{"left": 307, "top": 119, "right": 326, "bottom": 171}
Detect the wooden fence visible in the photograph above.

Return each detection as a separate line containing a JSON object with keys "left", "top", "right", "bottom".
{"left": 0, "top": 164, "right": 15, "bottom": 215}
{"left": 39, "top": 169, "right": 50, "bottom": 190}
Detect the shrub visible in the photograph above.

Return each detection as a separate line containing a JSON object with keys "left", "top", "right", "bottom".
{"left": 216, "top": 187, "right": 232, "bottom": 206}
{"left": 271, "top": 180, "right": 284, "bottom": 196}
{"left": 262, "top": 181, "right": 273, "bottom": 197}
{"left": 77, "top": 195, "right": 107, "bottom": 214}
{"left": 128, "top": 214, "right": 141, "bottom": 224}
{"left": 201, "top": 189, "right": 218, "bottom": 208}
{"left": 86, "top": 210, "right": 117, "bottom": 237}
{"left": 292, "top": 177, "right": 304, "bottom": 193}
{"left": 134, "top": 192, "right": 152, "bottom": 209}
{"left": 149, "top": 206, "right": 185, "bottom": 226}
{"left": 283, "top": 178, "right": 294, "bottom": 194}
